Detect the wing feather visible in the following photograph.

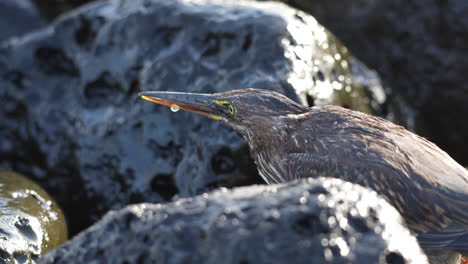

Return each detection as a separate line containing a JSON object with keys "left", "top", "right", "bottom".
{"left": 281, "top": 106, "right": 468, "bottom": 237}
{"left": 417, "top": 227, "right": 468, "bottom": 251}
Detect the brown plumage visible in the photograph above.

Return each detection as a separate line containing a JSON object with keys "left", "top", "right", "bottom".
{"left": 139, "top": 88, "right": 468, "bottom": 264}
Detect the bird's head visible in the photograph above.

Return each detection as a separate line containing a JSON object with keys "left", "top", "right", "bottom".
{"left": 139, "top": 88, "right": 307, "bottom": 137}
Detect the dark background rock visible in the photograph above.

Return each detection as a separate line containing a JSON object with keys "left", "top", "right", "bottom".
{"left": 0, "top": 0, "right": 385, "bottom": 236}
{"left": 33, "top": 0, "right": 96, "bottom": 20}
{"left": 275, "top": 0, "right": 468, "bottom": 165}
{"left": 38, "top": 178, "right": 428, "bottom": 264}
{"left": 0, "top": 0, "right": 46, "bottom": 42}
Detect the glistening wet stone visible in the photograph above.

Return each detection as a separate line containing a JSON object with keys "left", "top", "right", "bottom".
{"left": 0, "top": 171, "right": 67, "bottom": 263}
{"left": 38, "top": 178, "right": 428, "bottom": 264}
{"left": 0, "top": 0, "right": 388, "bottom": 235}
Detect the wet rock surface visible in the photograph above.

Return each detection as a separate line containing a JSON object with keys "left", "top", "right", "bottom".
{"left": 277, "top": 0, "right": 468, "bottom": 165}
{"left": 0, "top": 0, "right": 46, "bottom": 42}
{"left": 0, "top": 171, "right": 67, "bottom": 263}
{"left": 38, "top": 178, "right": 427, "bottom": 264}
{"left": 0, "top": 0, "right": 386, "bottom": 234}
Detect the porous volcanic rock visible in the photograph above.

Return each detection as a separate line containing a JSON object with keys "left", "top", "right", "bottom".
{"left": 38, "top": 178, "right": 428, "bottom": 264}
{"left": 0, "top": 0, "right": 386, "bottom": 234}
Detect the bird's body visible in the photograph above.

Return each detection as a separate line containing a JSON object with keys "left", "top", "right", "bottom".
{"left": 250, "top": 105, "right": 468, "bottom": 231}
{"left": 140, "top": 88, "right": 468, "bottom": 263}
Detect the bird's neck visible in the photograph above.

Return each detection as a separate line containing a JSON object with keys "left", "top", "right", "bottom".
{"left": 245, "top": 116, "right": 292, "bottom": 146}
{"left": 244, "top": 116, "right": 296, "bottom": 184}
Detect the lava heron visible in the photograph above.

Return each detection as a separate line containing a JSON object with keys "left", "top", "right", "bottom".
{"left": 139, "top": 88, "right": 468, "bottom": 264}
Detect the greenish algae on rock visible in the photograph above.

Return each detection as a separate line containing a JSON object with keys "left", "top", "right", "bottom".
{"left": 0, "top": 171, "right": 67, "bottom": 263}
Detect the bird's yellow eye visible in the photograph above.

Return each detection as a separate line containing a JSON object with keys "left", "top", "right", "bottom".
{"left": 228, "top": 104, "right": 235, "bottom": 115}
{"left": 215, "top": 100, "right": 236, "bottom": 116}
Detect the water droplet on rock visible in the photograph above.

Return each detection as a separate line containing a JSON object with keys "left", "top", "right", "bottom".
{"left": 299, "top": 196, "right": 307, "bottom": 204}
{"left": 170, "top": 104, "right": 179, "bottom": 112}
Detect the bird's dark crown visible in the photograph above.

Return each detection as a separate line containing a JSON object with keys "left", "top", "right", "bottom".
{"left": 213, "top": 88, "right": 306, "bottom": 122}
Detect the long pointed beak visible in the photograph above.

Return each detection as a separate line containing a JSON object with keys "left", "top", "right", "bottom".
{"left": 138, "top": 91, "right": 222, "bottom": 120}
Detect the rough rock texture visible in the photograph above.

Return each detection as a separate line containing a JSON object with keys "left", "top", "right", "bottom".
{"left": 0, "top": 0, "right": 46, "bottom": 42}
{"left": 277, "top": 0, "right": 468, "bottom": 165}
{"left": 0, "top": 0, "right": 386, "bottom": 235}
{"left": 38, "top": 178, "right": 428, "bottom": 264}
{"left": 0, "top": 171, "right": 68, "bottom": 263}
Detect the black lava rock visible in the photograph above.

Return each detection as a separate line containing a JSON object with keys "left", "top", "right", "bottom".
{"left": 0, "top": 0, "right": 46, "bottom": 42}
{"left": 0, "top": 0, "right": 386, "bottom": 235}
{"left": 278, "top": 0, "right": 468, "bottom": 165}
{"left": 38, "top": 178, "right": 428, "bottom": 264}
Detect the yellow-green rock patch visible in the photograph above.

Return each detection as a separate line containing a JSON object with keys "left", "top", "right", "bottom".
{"left": 0, "top": 171, "right": 67, "bottom": 263}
